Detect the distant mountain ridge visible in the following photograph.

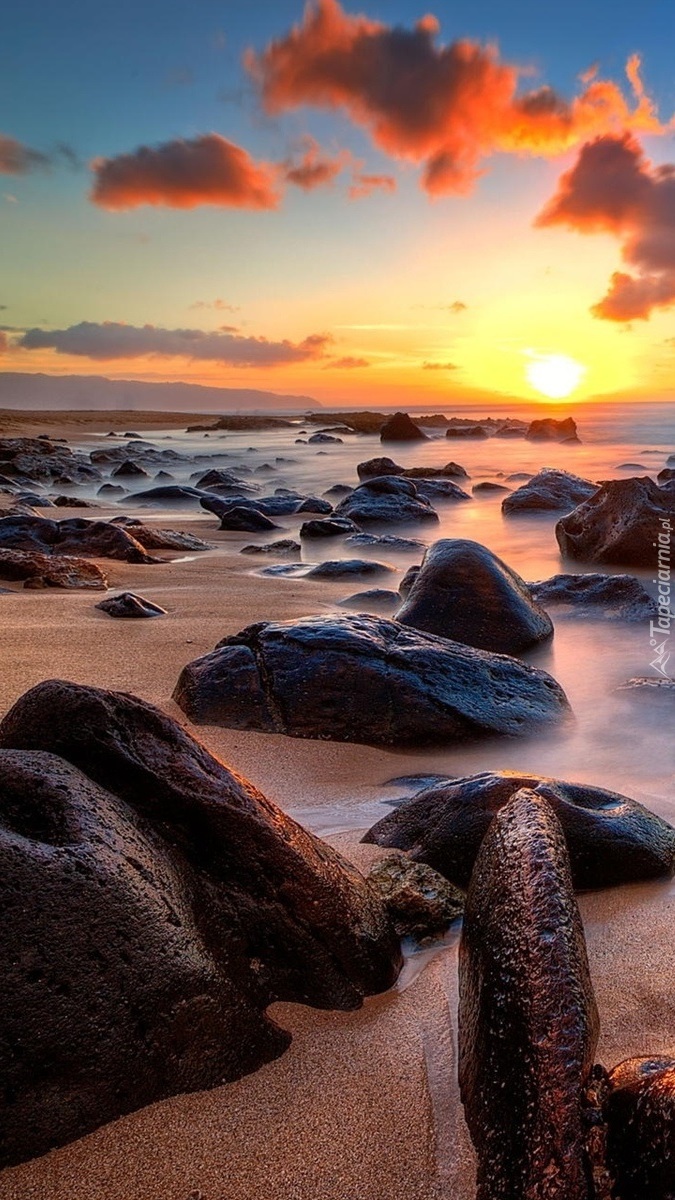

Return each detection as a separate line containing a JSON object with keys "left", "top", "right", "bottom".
{"left": 0, "top": 372, "right": 322, "bottom": 413}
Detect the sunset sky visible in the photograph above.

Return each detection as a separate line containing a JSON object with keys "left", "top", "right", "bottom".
{"left": 3, "top": 0, "right": 675, "bottom": 406}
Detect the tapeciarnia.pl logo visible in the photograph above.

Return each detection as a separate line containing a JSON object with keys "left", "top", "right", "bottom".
{"left": 650, "top": 517, "right": 673, "bottom": 677}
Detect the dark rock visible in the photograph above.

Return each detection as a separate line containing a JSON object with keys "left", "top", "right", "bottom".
{"left": 617, "top": 462, "right": 649, "bottom": 470}
{"left": 97, "top": 484, "right": 126, "bottom": 497}
{"left": 413, "top": 479, "right": 471, "bottom": 501}
{"left": 446, "top": 425, "right": 489, "bottom": 438}
{"left": 459, "top": 790, "right": 599, "bottom": 1200}
{"left": 300, "top": 517, "right": 360, "bottom": 538}
{"left": 257, "top": 563, "right": 306, "bottom": 577}
{"left": 335, "top": 477, "right": 439, "bottom": 525}
{"left": 173, "top": 614, "right": 570, "bottom": 747}
{"left": 193, "top": 469, "right": 258, "bottom": 494}
{"left": 526, "top": 416, "right": 580, "bottom": 442}
{"left": 615, "top": 677, "right": 675, "bottom": 701}
{"left": 112, "top": 461, "right": 149, "bottom": 478}
{"left": 556, "top": 477, "right": 675, "bottom": 567}
{"left": 357, "top": 457, "right": 406, "bottom": 479}
{"left": 367, "top": 854, "right": 464, "bottom": 940}
{"left": 358, "top": 458, "right": 469, "bottom": 482}
{"left": 604, "top": 1057, "right": 675, "bottom": 1200}
{"left": 52, "top": 495, "right": 99, "bottom": 508}
{"left": 0, "top": 549, "right": 107, "bottom": 589}
{"left": 529, "top": 573, "right": 657, "bottom": 621}
{"left": 308, "top": 433, "right": 343, "bottom": 444}
{"left": 305, "top": 559, "right": 394, "bottom": 579}
{"left": 657, "top": 467, "right": 675, "bottom": 484}
{"left": 0, "top": 515, "right": 156, "bottom": 563}
{"left": 240, "top": 539, "right": 301, "bottom": 555}
{"left": 398, "top": 564, "right": 420, "bottom": 598}
{"left": 364, "top": 769, "right": 675, "bottom": 890}
{"left": 337, "top": 589, "right": 400, "bottom": 610}
{"left": 296, "top": 497, "right": 333, "bottom": 514}
{"left": 395, "top": 539, "right": 553, "bottom": 654}
{"left": 218, "top": 507, "right": 279, "bottom": 533}
{"left": 96, "top": 592, "right": 167, "bottom": 618}
{"left": 126, "top": 486, "right": 207, "bottom": 504}
{"left": 200, "top": 494, "right": 301, "bottom": 520}
{"left": 380, "top": 412, "right": 427, "bottom": 442}
{"left": 503, "top": 469, "right": 597, "bottom": 514}
{"left": 112, "top": 524, "right": 211, "bottom": 552}
{"left": 323, "top": 484, "right": 353, "bottom": 498}
{"left": 0, "top": 681, "right": 401, "bottom": 1166}
{"left": 345, "top": 533, "right": 425, "bottom": 552}
{"left": 0, "top": 437, "right": 96, "bottom": 484}
{"left": 472, "top": 481, "right": 510, "bottom": 494}
{"left": 506, "top": 471, "right": 533, "bottom": 482}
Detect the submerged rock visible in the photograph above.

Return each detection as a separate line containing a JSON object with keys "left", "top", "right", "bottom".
{"left": 615, "top": 677, "right": 675, "bottom": 702}
{"left": 472, "top": 481, "right": 510, "bottom": 494}
{"left": 364, "top": 769, "right": 675, "bottom": 890}
{"left": 459, "top": 790, "right": 599, "bottom": 1200}
{"left": 240, "top": 539, "right": 301, "bottom": 555}
{"left": 446, "top": 425, "right": 489, "bottom": 439}
{"left": 525, "top": 416, "right": 580, "bottom": 442}
{"left": 380, "top": 412, "right": 427, "bottom": 441}
{"left": 300, "top": 517, "right": 360, "bottom": 538}
{"left": 305, "top": 559, "right": 394, "bottom": 579}
{"left": 357, "top": 457, "right": 468, "bottom": 481}
{"left": 556, "top": 477, "right": 675, "bottom": 567}
{"left": 95, "top": 592, "right": 167, "bottom": 618}
{"left": 337, "top": 589, "right": 399, "bottom": 611}
{"left": 529, "top": 573, "right": 657, "bottom": 621}
{"left": 502, "top": 468, "right": 597, "bottom": 514}
{"left": 367, "top": 853, "right": 464, "bottom": 940}
{"left": 216, "top": 506, "right": 279, "bottom": 532}
{"left": 173, "top": 614, "right": 570, "bottom": 747}
{"left": 335, "top": 477, "right": 439, "bottom": 525}
{"left": 413, "top": 478, "right": 471, "bottom": 502}
{"left": 345, "top": 533, "right": 425, "bottom": 552}
{"left": 0, "top": 548, "right": 108, "bottom": 590}
{"left": 395, "top": 539, "right": 553, "bottom": 654}
{"left": 604, "top": 1057, "right": 675, "bottom": 1200}
{"left": 0, "top": 681, "right": 401, "bottom": 1167}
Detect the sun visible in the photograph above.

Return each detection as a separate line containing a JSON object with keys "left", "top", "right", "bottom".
{"left": 525, "top": 353, "right": 587, "bottom": 400}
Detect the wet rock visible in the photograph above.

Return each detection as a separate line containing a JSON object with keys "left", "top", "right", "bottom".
{"left": 112, "top": 461, "right": 149, "bottom": 478}
{"left": 193, "top": 469, "right": 259, "bottom": 495}
{"left": 525, "top": 416, "right": 580, "bottom": 442}
{"left": 308, "top": 433, "right": 343, "bottom": 444}
{"left": 240, "top": 539, "right": 301, "bottom": 555}
{"left": 413, "top": 479, "right": 471, "bottom": 501}
{"left": 472, "top": 481, "right": 510, "bottom": 494}
{"left": 110, "top": 523, "right": 210, "bottom": 552}
{"left": 529, "top": 573, "right": 657, "bottom": 621}
{"left": 502, "top": 468, "right": 597, "bottom": 514}
{"left": 446, "top": 425, "right": 489, "bottom": 438}
{"left": 617, "top": 462, "right": 649, "bottom": 471}
{"left": 323, "top": 484, "right": 353, "bottom": 498}
{"left": 657, "top": 467, "right": 675, "bottom": 484}
{"left": 458, "top": 790, "right": 599, "bottom": 1200}
{"left": 398, "top": 564, "right": 420, "bottom": 598}
{"left": 97, "top": 483, "right": 126, "bottom": 497}
{"left": 395, "top": 539, "right": 553, "bottom": 654}
{"left": 0, "top": 437, "right": 98, "bottom": 485}
{"left": 335, "top": 477, "right": 439, "bottom": 525}
{"left": 380, "top": 412, "right": 427, "bottom": 441}
{"left": 604, "top": 1057, "right": 675, "bottom": 1200}
{"left": 358, "top": 457, "right": 469, "bottom": 482}
{"left": 0, "top": 515, "right": 156, "bottom": 563}
{"left": 556, "top": 477, "right": 675, "bottom": 567}
{"left": 296, "top": 497, "right": 333, "bottom": 514}
{"left": 345, "top": 533, "right": 425, "bottom": 552}
{"left": 200, "top": 494, "right": 302, "bottom": 520}
{"left": 615, "top": 677, "right": 675, "bottom": 702}
{"left": 51, "top": 495, "right": 98, "bottom": 508}
{"left": 506, "top": 471, "right": 533, "bottom": 482}
{"left": 173, "top": 613, "right": 570, "bottom": 747}
{"left": 126, "top": 485, "right": 207, "bottom": 504}
{"left": 0, "top": 682, "right": 400, "bottom": 1166}
{"left": 357, "top": 457, "right": 406, "bottom": 479}
{"left": 364, "top": 769, "right": 675, "bottom": 890}
{"left": 0, "top": 548, "right": 108, "bottom": 589}
{"left": 337, "top": 589, "right": 399, "bottom": 611}
{"left": 300, "top": 517, "right": 360, "bottom": 538}
{"left": 96, "top": 592, "right": 167, "bottom": 618}
{"left": 305, "top": 559, "right": 394, "bottom": 579}
{"left": 367, "top": 853, "right": 464, "bottom": 940}
{"left": 217, "top": 507, "right": 279, "bottom": 532}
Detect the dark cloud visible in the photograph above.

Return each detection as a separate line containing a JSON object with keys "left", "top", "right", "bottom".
{"left": 348, "top": 172, "right": 396, "bottom": 200}
{"left": 246, "top": 0, "right": 665, "bottom": 195}
{"left": 0, "top": 135, "right": 50, "bottom": 175}
{"left": 90, "top": 134, "right": 281, "bottom": 211}
{"left": 537, "top": 132, "right": 675, "bottom": 320}
{"left": 18, "top": 321, "right": 332, "bottom": 367}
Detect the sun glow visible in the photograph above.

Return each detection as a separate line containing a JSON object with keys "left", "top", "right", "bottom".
{"left": 525, "top": 353, "right": 587, "bottom": 400}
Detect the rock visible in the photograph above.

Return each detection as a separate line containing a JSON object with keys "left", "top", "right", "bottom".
{"left": 337, "top": 589, "right": 399, "bottom": 611}
{"left": 305, "top": 559, "right": 394, "bottom": 579}
{"left": 380, "top": 412, "right": 427, "bottom": 442}
{"left": 506, "top": 472, "right": 533, "bottom": 482}
{"left": 300, "top": 517, "right": 360, "bottom": 538}
{"left": 398, "top": 564, "right": 420, "bottom": 598}
{"left": 111, "top": 524, "right": 211, "bottom": 552}
{"left": 525, "top": 416, "right": 580, "bottom": 442}
{"left": 97, "top": 484, "right": 126, "bottom": 497}
{"left": 615, "top": 677, "right": 675, "bottom": 702}
{"left": 307, "top": 433, "right": 343, "bottom": 444}
{"left": 367, "top": 854, "right": 464, "bottom": 940}
{"left": 0, "top": 548, "right": 108, "bottom": 589}
{"left": 0, "top": 515, "right": 156, "bottom": 563}
{"left": 556, "top": 477, "right": 675, "bottom": 567}
{"left": 112, "top": 461, "right": 149, "bottom": 478}
{"left": 357, "top": 457, "right": 469, "bottom": 482}
{"left": 364, "top": 769, "right": 675, "bottom": 890}
{"left": 617, "top": 462, "right": 649, "bottom": 470}
{"left": 459, "top": 790, "right": 599, "bottom": 1200}
{"left": 52, "top": 495, "right": 99, "bottom": 508}
{"left": 193, "top": 469, "right": 258, "bottom": 494}
{"left": 502, "top": 469, "right": 597, "bottom": 514}
{"left": 0, "top": 681, "right": 401, "bottom": 1167}
{"left": 0, "top": 437, "right": 98, "bottom": 485}
{"left": 217, "top": 507, "right": 279, "bottom": 533}
{"left": 240, "top": 539, "right": 301, "bottom": 555}
{"left": 657, "top": 467, "right": 675, "bottom": 484}
{"left": 345, "top": 533, "right": 425, "bottom": 552}
{"left": 200, "top": 494, "right": 301, "bottom": 520}
{"left": 395, "top": 539, "right": 553, "bottom": 654}
{"left": 446, "top": 425, "right": 489, "bottom": 438}
{"left": 335, "top": 477, "right": 439, "bottom": 525}
{"left": 173, "top": 614, "right": 570, "bottom": 747}
{"left": 604, "top": 1057, "right": 675, "bottom": 1200}
{"left": 357, "top": 457, "right": 406, "bottom": 479}
{"left": 257, "top": 563, "right": 306, "bottom": 577}
{"left": 126, "top": 485, "right": 207, "bottom": 504}
{"left": 413, "top": 479, "right": 471, "bottom": 501}
{"left": 323, "top": 484, "right": 353, "bottom": 498}
{"left": 295, "top": 497, "right": 333, "bottom": 514}
{"left": 529, "top": 573, "right": 657, "bottom": 621}
{"left": 472, "top": 481, "right": 510, "bottom": 494}
{"left": 96, "top": 592, "right": 167, "bottom": 618}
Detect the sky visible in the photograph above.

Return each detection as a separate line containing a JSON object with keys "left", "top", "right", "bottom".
{"left": 2, "top": 0, "right": 675, "bottom": 407}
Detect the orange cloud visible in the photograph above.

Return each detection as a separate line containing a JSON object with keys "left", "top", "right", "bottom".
{"left": 246, "top": 0, "right": 667, "bottom": 195}
{"left": 0, "top": 134, "right": 50, "bottom": 174}
{"left": 348, "top": 172, "right": 396, "bottom": 199}
{"left": 283, "top": 136, "right": 346, "bottom": 190}
{"left": 537, "top": 132, "right": 675, "bottom": 320}
{"left": 326, "top": 355, "right": 371, "bottom": 367}
{"left": 19, "top": 321, "right": 332, "bottom": 366}
{"left": 90, "top": 134, "right": 281, "bottom": 210}
{"left": 0, "top": 332, "right": 8, "bottom": 354}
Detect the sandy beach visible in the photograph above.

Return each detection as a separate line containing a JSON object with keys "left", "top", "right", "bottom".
{"left": 1, "top": 408, "right": 674, "bottom": 1200}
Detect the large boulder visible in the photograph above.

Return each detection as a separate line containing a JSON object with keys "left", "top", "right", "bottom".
{"left": 335, "top": 477, "right": 439, "bottom": 525}
{"left": 363, "top": 769, "right": 675, "bottom": 890}
{"left": 0, "top": 681, "right": 401, "bottom": 1167}
{"left": 0, "top": 548, "right": 108, "bottom": 589}
{"left": 380, "top": 412, "right": 427, "bottom": 441}
{"left": 529, "top": 573, "right": 657, "bottom": 622}
{"left": 0, "top": 437, "right": 99, "bottom": 484}
{"left": 0, "top": 515, "right": 156, "bottom": 563}
{"left": 173, "top": 614, "right": 570, "bottom": 747}
{"left": 502, "top": 469, "right": 597, "bottom": 514}
{"left": 357, "top": 458, "right": 468, "bottom": 481}
{"left": 525, "top": 416, "right": 580, "bottom": 442}
{"left": 604, "top": 1057, "right": 675, "bottom": 1200}
{"left": 395, "top": 539, "right": 553, "bottom": 654}
{"left": 110, "top": 521, "right": 211, "bottom": 552}
{"left": 458, "top": 790, "right": 599, "bottom": 1200}
{"left": 556, "top": 477, "right": 675, "bottom": 567}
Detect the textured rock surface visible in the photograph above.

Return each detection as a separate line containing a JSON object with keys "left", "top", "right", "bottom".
{"left": 459, "top": 790, "right": 599, "bottom": 1200}
{"left": 0, "top": 681, "right": 401, "bottom": 1167}
{"left": 380, "top": 412, "right": 427, "bottom": 441}
{"left": 0, "top": 548, "right": 108, "bottom": 589}
{"left": 300, "top": 517, "right": 360, "bottom": 538}
{"left": 173, "top": 614, "right": 570, "bottom": 747}
{"left": 395, "top": 539, "right": 553, "bottom": 654}
{"left": 240, "top": 539, "right": 301, "bottom": 555}
{"left": 502, "top": 469, "right": 597, "bottom": 515}
{"left": 335, "top": 477, "right": 439, "bottom": 525}
{"left": 364, "top": 769, "right": 675, "bottom": 890}
{"left": 0, "top": 515, "right": 156, "bottom": 563}
{"left": 367, "top": 853, "right": 464, "bottom": 940}
{"left": 604, "top": 1057, "right": 675, "bottom": 1200}
{"left": 556, "top": 477, "right": 675, "bottom": 567}
{"left": 525, "top": 417, "right": 580, "bottom": 442}
{"left": 111, "top": 522, "right": 211, "bottom": 552}
{"left": 528, "top": 573, "right": 657, "bottom": 621}
{"left": 95, "top": 592, "right": 167, "bottom": 618}
{"left": 337, "top": 589, "right": 399, "bottom": 610}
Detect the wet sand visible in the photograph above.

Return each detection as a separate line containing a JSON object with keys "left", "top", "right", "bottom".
{"left": 1, "top": 411, "right": 675, "bottom": 1199}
